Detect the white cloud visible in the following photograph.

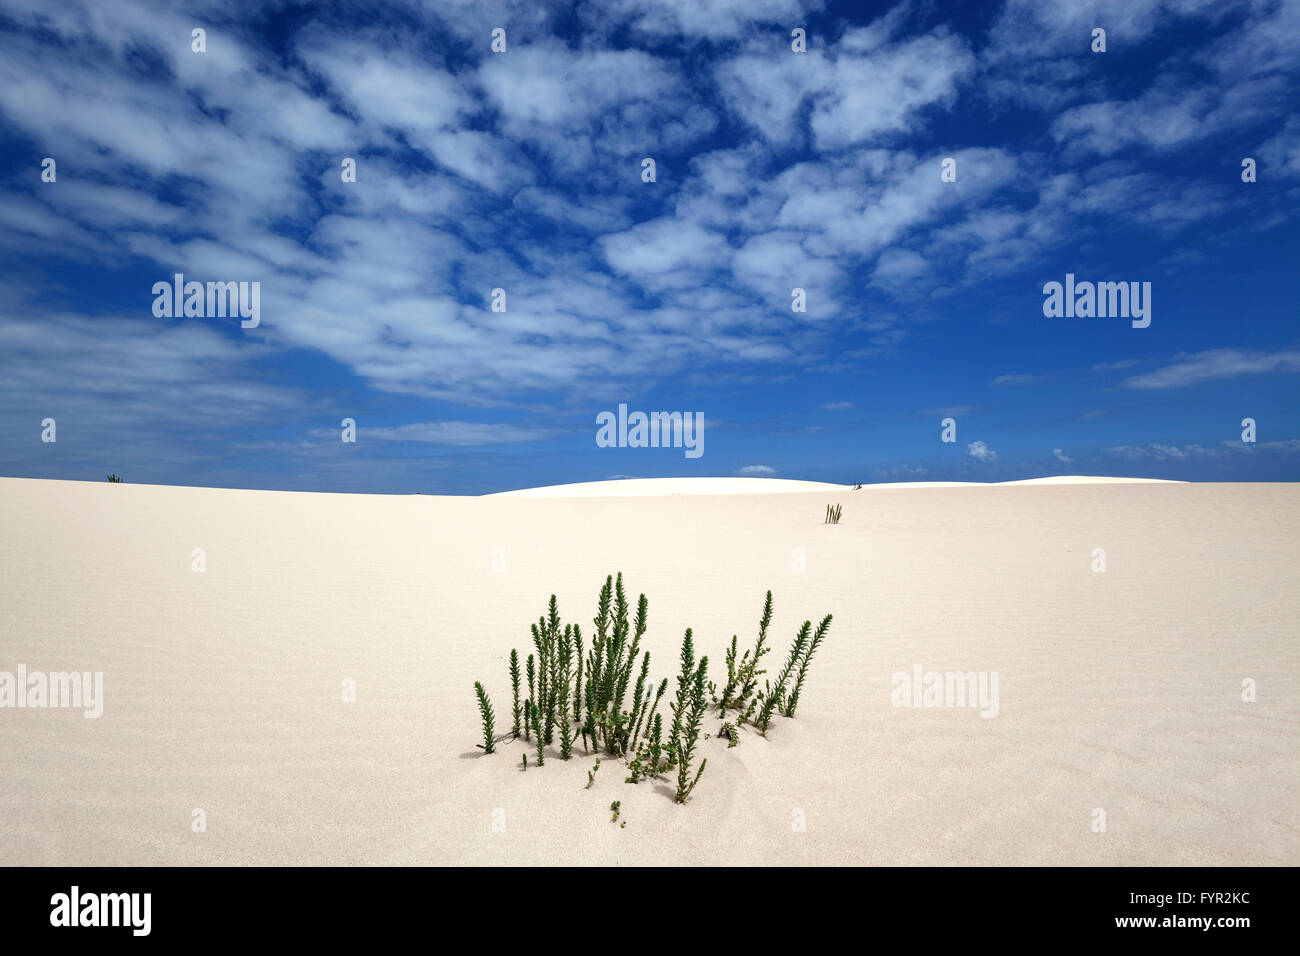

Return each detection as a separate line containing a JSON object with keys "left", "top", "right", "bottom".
{"left": 738, "top": 464, "right": 777, "bottom": 475}
{"left": 1123, "top": 350, "right": 1300, "bottom": 389}
{"left": 1052, "top": 448, "right": 1074, "bottom": 464}
{"left": 991, "top": 374, "right": 1037, "bottom": 386}
{"left": 967, "top": 440, "right": 998, "bottom": 463}
{"left": 715, "top": 19, "right": 974, "bottom": 150}
{"left": 337, "top": 422, "right": 561, "bottom": 446}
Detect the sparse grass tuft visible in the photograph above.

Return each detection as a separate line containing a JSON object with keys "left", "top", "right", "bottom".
{"left": 670, "top": 630, "right": 709, "bottom": 803}
{"left": 528, "top": 700, "right": 544, "bottom": 766}
{"left": 784, "top": 614, "right": 833, "bottom": 718}
{"left": 470, "top": 574, "right": 832, "bottom": 806}
{"left": 106, "top": 473, "right": 124, "bottom": 483}
{"left": 755, "top": 621, "right": 810, "bottom": 736}
{"left": 509, "top": 649, "right": 522, "bottom": 737}
{"left": 824, "top": 503, "right": 842, "bottom": 524}
{"left": 474, "top": 682, "right": 496, "bottom": 754}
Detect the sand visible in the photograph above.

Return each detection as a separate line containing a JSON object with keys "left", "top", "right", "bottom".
{"left": 1, "top": 475, "right": 1296, "bottom": 866}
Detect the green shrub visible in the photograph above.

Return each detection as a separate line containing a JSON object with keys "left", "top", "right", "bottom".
{"left": 473, "top": 682, "right": 496, "bottom": 754}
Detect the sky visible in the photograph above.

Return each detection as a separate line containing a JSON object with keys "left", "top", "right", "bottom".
{"left": 0, "top": 0, "right": 1297, "bottom": 494}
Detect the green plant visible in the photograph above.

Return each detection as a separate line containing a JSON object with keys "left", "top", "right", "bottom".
{"left": 556, "top": 625, "right": 575, "bottom": 759}
{"left": 609, "top": 800, "right": 621, "bottom": 823}
{"left": 473, "top": 682, "right": 496, "bottom": 754}
{"left": 824, "top": 503, "right": 842, "bottom": 524}
{"left": 528, "top": 700, "right": 544, "bottom": 766}
{"left": 755, "top": 621, "right": 811, "bottom": 735}
{"left": 573, "top": 631, "right": 584, "bottom": 723}
{"left": 524, "top": 653, "right": 535, "bottom": 741}
{"left": 509, "top": 649, "right": 522, "bottom": 737}
{"left": 626, "top": 710, "right": 669, "bottom": 783}
{"left": 632, "top": 678, "right": 667, "bottom": 753}
{"left": 673, "top": 639, "right": 709, "bottom": 803}
{"left": 582, "top": 574, "right": 650, "bottom": 757}
{"left": 716, "top": 591, "right": 773, "bottom": 722}
{"left": 783, "top": 614, "right": 833, "bottom": 717}
{"left": 106, "top": 473, "right": 123, "bottom": 483}
{"left": 471, "top": 572, "right": 834, "bottom": 806}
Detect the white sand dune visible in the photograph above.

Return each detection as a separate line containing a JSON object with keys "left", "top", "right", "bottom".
{"left": 489, "top": 476, "right": 854, "bottom": 496}
{"left": 1, "top": 475, "right": 1295, "bottom": 866}
{"left": 490, "top": 475, "right": 1181, "bottom": 497}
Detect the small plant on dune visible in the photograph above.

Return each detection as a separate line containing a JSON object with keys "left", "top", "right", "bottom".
{"left": 783, "top": 614, "right": 833, "bottom": 718}
{"left": 755, "top": 620, "right": 811, "bottom": 736}
{"left": 573, "top": 631, "right": 584, "bottom": 723}
{"left": 556, "top": 625, "right": 575, "bottom": 759}
{"left": 528, "top": 700, "right": 545, "bottom": 766}
{"left": 582, "top": 575, "right": 652, "bottom": 757}
{"left": 716, "top": 591, "right": 773, "bottom": 722}
{"left": 474, "top": 682, "right": 497, "bottom": 754}
{"left": 824, "top": 503, "right": 842, "bottom": 525}
{"left": 106, "top": 473, "right": 124, "bottom": 483}
{"left": 524, "top": 653, "right": 535, "bottom": 741}
{"left": 636, "top": 678, "right": 668, "bottom": 751}
{"left": 668, "top": 629, "right": 709, "bottom": 803}
{"left": 609, "top": 800, "right": 621, "bottom": 823}
{"left": 470, "top": 572, "right": 832, "bottom": 807}
{"left": 626, "top": 710, "right": 670, "bottom": 783}
{"left": 509, "top": 649, "right": 522, "bottom": 737}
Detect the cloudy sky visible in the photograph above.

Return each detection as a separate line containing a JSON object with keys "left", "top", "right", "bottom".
{"left": 0, "top": 0, "right": 1297, "bottom": 493}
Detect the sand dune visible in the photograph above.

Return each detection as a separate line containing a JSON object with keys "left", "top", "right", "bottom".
{"left": 1, "top": 476, "right": 1296, "bottom": 866}
{"left": 491, "top": 475, "right": 1181, "bottom": 497}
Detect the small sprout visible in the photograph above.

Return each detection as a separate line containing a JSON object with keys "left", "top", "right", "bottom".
{"left": 586, "top": 757, "right": 600, "bottom": 789}
{"left": 610, "top": 800, "right": 621, "bottom": 823}
{"left": 521, "top": 753, "right": 527, "bottom": 771}
{"left": 528, "top": 700, "right": 544, "bottom": 766}
{"left": 474, "top": 682, "right": 496, "bottom": 754}
{"left": 824, "top": 503, "right": 842, "bottom": 524}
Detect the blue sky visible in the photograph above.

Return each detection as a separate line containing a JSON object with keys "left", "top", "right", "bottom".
{"left": 0, "top": 0, "right": 1297, "bottom": 494}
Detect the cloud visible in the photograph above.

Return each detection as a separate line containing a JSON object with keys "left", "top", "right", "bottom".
{"left": 990, "top": 374, "right": 1037, "bottom": 386}
{"left": 715, "top": 18, "right": 974, "bottom": 150}
{"left": 822, "top": 401, "right": 854, "bottom": 410}
{"left": 738, "top": 464, "right": 777, "bottom": 475}
{"left": 1258, "top": 117, "right": 1300, "bottom": 178}
{"left": 967, "top": 440, "right": 998, "bottom": 463}
{"left": 341, "top": 422, "right": 563, "bottom": 446}
{"left": 917, "top": 405, "right": 977, "bottom": 417}
{"left": 1123, "top": 350, "right": 1300, "bottom": 389}
{"left": 1112, "top": 440, "right": 1300, "bottom": 460}
{"left": 589, "top": 0, "right": 825, "bottom": 41}
{"left": 1052, "top": 448, "right": 1074, "bottom": 464}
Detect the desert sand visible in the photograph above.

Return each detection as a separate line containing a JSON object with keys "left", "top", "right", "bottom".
{"left": 1, "top": 475, "right": 1296, "bottom": 866}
